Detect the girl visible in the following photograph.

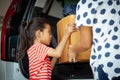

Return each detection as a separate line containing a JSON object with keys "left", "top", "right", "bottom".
{"left": 17, "top": 17, "right": 75, "bottom": 80}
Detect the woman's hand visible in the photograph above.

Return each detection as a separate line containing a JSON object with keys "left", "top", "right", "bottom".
{"left": 68, "top": 45, "right": 77, "bottom": 62}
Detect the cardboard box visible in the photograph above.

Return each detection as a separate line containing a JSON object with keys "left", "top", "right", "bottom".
{"left": 57, "top": 15, "right": 91, "bottom": 63}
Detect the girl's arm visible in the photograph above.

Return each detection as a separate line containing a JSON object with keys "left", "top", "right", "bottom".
{"left": 51, "top": 57, "right": 58, "bottom": 70}
{"left": 47, "top": 25, "right": 76, "bottom": 58}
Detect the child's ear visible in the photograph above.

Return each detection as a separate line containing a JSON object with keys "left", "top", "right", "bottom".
{"left": 35, "top": 30, "right": 41, "bottom": 38}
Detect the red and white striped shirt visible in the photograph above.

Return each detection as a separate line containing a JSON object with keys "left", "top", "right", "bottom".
{"left": 27, "top": 43, "right": 52, "bottom": 80}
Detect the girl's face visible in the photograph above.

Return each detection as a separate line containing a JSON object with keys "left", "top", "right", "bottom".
{"left": 40, "top": 24, "right": 52, "bottom": 46}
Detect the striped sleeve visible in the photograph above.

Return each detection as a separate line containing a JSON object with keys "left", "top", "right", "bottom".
{"left": 36, "top": 43, "right": 50, "bottom": 61}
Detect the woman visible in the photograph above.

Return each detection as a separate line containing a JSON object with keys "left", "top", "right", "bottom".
{"left": 68, "top": 0, "right": 120, "bottom": 80}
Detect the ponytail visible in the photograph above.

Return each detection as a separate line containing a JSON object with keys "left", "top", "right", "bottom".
{"left": 17, "top": 21, "right": 30, "bottom": 60}
{"left": 17, "top": 17, "right": 50, "bottom": 60}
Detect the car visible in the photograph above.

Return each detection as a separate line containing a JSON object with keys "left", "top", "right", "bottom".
{"left": 0, "top": 0, "right": 93, "bottom": 80}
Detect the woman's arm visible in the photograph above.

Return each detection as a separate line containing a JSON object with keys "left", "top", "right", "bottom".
{"left": 72, "top": 26, "right": 92, "bottom": 53}
{"left": 68, "top": 26, "right": 93, "bottom": 62}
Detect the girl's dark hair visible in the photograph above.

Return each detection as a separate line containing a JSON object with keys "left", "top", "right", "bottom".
{"left": 17, "top": 17, "right": 50, "bottom": 60}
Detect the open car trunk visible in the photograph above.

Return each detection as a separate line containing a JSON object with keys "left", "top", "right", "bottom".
{"left": 1, "top": 0, "right": 93, "bottom": 79}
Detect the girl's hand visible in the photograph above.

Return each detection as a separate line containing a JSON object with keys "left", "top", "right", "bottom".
{"left": 68, "top": 45, "right": 77, "bottom": 62}
{"left": 66, "top": 23, "right": 76, "bottom": 33}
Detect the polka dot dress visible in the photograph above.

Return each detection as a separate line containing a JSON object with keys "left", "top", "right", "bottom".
{"left": 75, "top": 0, "right": 120, "bottom": 79}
